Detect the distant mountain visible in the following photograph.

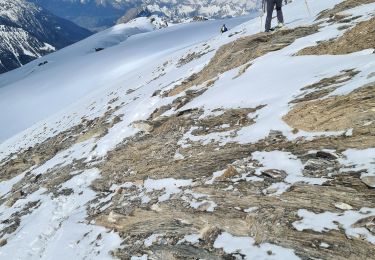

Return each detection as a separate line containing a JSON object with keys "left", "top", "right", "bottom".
{"left": 30, "top": 0, "right": 129, "bottom": 32}
{"left": 29, "top": 0, "right": 259, "bottom": 31}
{"left": 0, "top": 0, "right": 92, "bottom": 74}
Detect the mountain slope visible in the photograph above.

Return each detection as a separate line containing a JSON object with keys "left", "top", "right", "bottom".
{"left": 0, "top": 0, "right": 92, "bottom": 73}
{"left": 30, "top": 0, "right": 258, "bottom": 31}
{"left": 0, "top": 0, "right": 375, "bottom": 259}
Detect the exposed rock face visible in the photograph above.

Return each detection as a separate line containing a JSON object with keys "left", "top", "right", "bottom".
{"left": 298, "top": 17, "right": 375, "bottom": 55}
{"left": 0, "top": 0, "right": 92, "bottom": 73}
{"left": 284, "top": 85, "right": 375, "bottom": 132}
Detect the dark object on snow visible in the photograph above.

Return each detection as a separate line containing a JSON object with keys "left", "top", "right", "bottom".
{"left": 263, "top": 0, "right": 284, "bottom": 32}
{"left": 221, "top": 24, "right": 228, "bottom": 33}
{"left": 193, "top": 16, "right": 208, "bottom": 22}
{"left": 95, "top": 47, "right": 105, "bottom": 52}
{"left": 38, "top": 61, "right": 48, "bottom": 66}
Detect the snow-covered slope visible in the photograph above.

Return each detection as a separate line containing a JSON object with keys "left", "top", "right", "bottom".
{"left": 0, "top": 14, "right": 251, "bottom": 143}
{"left": 0, "top": 0, "right": 92, "bottom": 73}
{"left": 0, "top": 0, "right": 375, "bottom": 259}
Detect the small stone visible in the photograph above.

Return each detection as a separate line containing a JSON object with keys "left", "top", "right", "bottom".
{"left": 261, "top": 169, "right": 287, "bottom": 180}
{"left": 107, "top": 211, "right": 122, "bottom": 223}
{"left": 200, "top": 226, "right": 222, "bottom": 246}
{"left": 361, "top": 176, "right": 375, "bottom": 188}
{"left": 60, "top": 188, "right": 74, "bottom": 196}
{"left": 132, "top": 121, "right": 153, "bottom": 133}
{"left": 316, "top": 151, "right": 337, "bottom": 160}
{"left": 319, "top": 242, "right": 330, "bottom": 249}
{"left": 197, "top": 202, "right": 211, "bottom": 211}
{"left": 304, "top": 159, "right": 330, "bottom": 171}
{"left": 115, "top": 187, "right": 125, "bottom": 194}
{"left": 216, "top": 165, "right": 238, "bottom": 181}
{"left": 5, "top": 191, "right": 24, "bottom": 207}
{"left": 151, "top": 203, "right": 162, "bottom": 212}
{"left": 244, "top": 207, "right": 258, "bottom": 213}
{"left": 0, "top": 239, "right": 7, "bottom": 247}
{"left": 223, "top": 165, "right": 238, "bottom": 178}
{"left": 334, "top": 202, "right": 353, "bottom": 210}
{"left": 351, "top": 216, "right": 375, "bottom": 234}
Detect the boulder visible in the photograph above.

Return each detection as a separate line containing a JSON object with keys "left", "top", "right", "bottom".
{"left": 361, "top": 176, "right": 375, "bottom": 188}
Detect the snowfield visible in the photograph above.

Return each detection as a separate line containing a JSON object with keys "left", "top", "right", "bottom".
{"left": 0, "top": 0, "right": 374, "bottom": 259}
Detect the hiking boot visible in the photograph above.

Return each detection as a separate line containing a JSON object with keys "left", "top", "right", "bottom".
{"left": 276, "top": 22, "right": 284, "bottom": 28}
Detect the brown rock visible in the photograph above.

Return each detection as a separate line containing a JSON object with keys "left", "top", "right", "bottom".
{"left": 352, "top": 216, "right": 375, "bottom": 234}
{"left": 5, "top": 191, "right": 24, "bottom": 207}
{"left": 217, "top": 165, "right": 238, "bottom": 181}
{"left": 0, "top": 239, "right": 7, "bottom": 247}
{"left": 361, "top": 176, "right": 375, "bottom": 188}
{"left": 200, "top": 226, "right": 222, "bottom": 246}
{"left": 316, "top": 151, "right": 337, "bottom": 160}
{"left": 261, "top": 169, "right": 287, "bottom": 180}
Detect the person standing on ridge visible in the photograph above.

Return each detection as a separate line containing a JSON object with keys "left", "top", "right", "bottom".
{"left": 221, "top": 24, "right": 228, "bottom": 33}
{"left": 263, "top": 0, "right": 285, "bottom": 32}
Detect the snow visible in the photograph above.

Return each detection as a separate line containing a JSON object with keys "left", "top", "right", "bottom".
{"left": 0, "top": 171, "right": 26, "bottom": 198}
{"left": 1, "top": 0, "right": 373, "bottom": 161}
{"left": 244, "top": 206, "right": 259, "bottom": 213}
{"left": 178, "top": 233, "right": 201, "bottom": 244}
{"left": 144, "top": 178, "right": 193, "bottom": 202}
{"left": 178, "top": 1, "right": 375, "bottom": 145}
{"left": 339, "top": 148, "right": 375, "bottom": 177}
{"left": 293, "top": 208, "right": 375, "bottom": 244}
{"left": 40, "top": 43, "right": 56, "bottom": 51}
{"left": 173, "top": 151, "right": 185, "bottom": 160}
{"left": 32, "top": 137, "right": 97, "bottom": 175}
{"left": 214, "top": 232, "right": 300, "bottom": 260}
{"left": 0, "top": 168, "right": 122, "bottom": 259}
{"left": 205, "top": 169, "right": 225, "bottom": 184}
{"left": 144, "top": 233, "right": 162, "bottom": 247}
{"left": 0, "top": 15, "right": 250, "bottom": 146}
{"left": 252, "top": 151, "right": 327, "bottom": 195}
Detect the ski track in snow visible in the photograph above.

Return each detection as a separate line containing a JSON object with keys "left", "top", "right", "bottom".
{"left": 0, "top": 0, "right": 375, "bottom": 259}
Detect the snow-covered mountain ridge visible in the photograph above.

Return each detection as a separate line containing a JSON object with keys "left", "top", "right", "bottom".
{"left": 0, "top": 0, "right": 374, "bottom": 259}
{"left": 30, "top": 0, "right": 258, "bottom": 31}
{"left": 0, "top": 0, "right": 92, "bottom": 73}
